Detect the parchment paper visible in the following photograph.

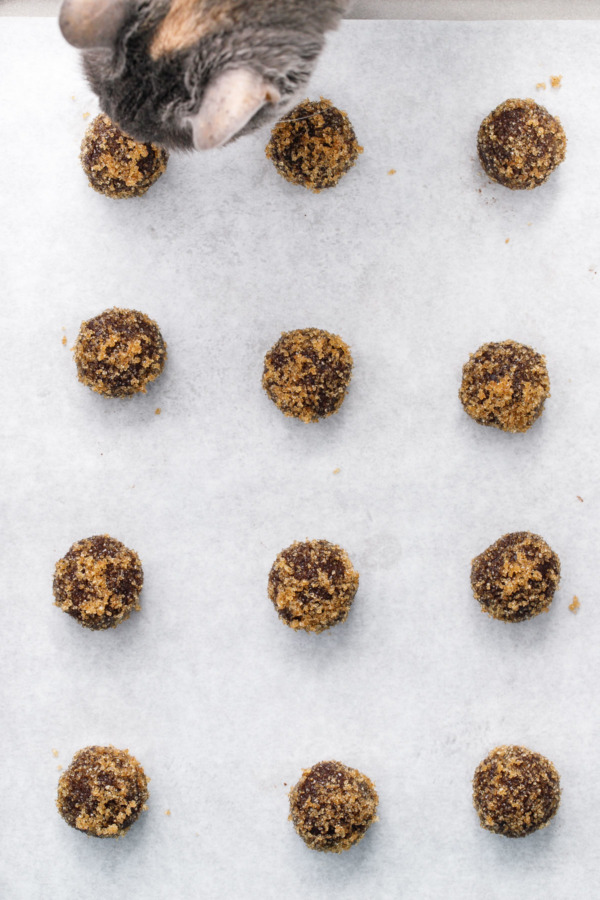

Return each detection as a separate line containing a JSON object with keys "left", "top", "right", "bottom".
{"left": 2, "top": 18, "right": 600, "bottom": 900}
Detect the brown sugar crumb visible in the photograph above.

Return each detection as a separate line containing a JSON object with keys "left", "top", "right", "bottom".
{"left": 477, "top": 98, "right": 566, "bottom": 189}
{"left": 57, "top": 745, "right": 149, "bottom": 838}
{"left": 263, "top": 328, "right": 352, "bottom": 423}
{"left": 73, "top": 307, "right": 166, "bottom": 398}
{"left": 80, "top": 113, "right": 168, "bottom": 199}
{"left": 550, "top": 75, "right": 562, "bottom": 88}
{"left": 459, "top": 339, "right": 550, "bottom": 433}
{"left": 289, "top": 760, "right": 378, "bottom": 852}
{"left": 265, "top": 98, "right": 362, "bottom": 192}
{"left": 53, "top": 534, "right": 143, "bottom": 630}
{"left": 569, "top": 596, "right": 580, "bottom": 613}
{"left": 473, "top": 745, "right": 560, "bottom": 838}
{"left": 471, "top": 532, "right": 560, "bottom": 623}
{"left": 269, "top": 539, "right": 359, "bottom": 633}
{"left": 155, "top": 407, "right": 161, "bottom": 415}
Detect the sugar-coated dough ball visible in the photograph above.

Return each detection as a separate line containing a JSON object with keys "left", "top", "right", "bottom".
{"left": 57, "top": 745, "right": 149, "bottom": 837}
{"left": 471, "top": 531, "right": 560, "bottom": 622}
{"left": 473, "top": 745, "right": 560, "bottom": 837}
{"left": 268, "top": 539, "right": 359, "bottom": 633}
{"left": 73, "top": 307, "right": 167, "bottom": 398}
{"left": 80, "top": 114, "right": 168, "bottom": 198}
{"left": 53, "top": 534, "right": 143, "bottom": 630}
{"left": 289, "top": 760, "right": 378, "bottom": 852}
{"left": 459, "top": 340, "right": 550, "bottom": 433}
{"left": 263, "top": 328, "right": 353, "bottom": 423}
{"left": 477, "top": 98, "right": 566, "bottom": 190}
{"left": 265, "top": 98, "right": 362, "bottom": 191}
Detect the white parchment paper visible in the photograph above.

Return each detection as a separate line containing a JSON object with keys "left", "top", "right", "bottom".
{"left": 2, "top": 17, "right": 600, "bottom": 900}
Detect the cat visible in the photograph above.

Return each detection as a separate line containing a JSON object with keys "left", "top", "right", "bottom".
{"left": 59, "top": 0, "right": 349, "bottom": 151}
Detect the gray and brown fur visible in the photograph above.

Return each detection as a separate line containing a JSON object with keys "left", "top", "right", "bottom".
{"left": 60, "top": 0, "right": 349, "bottom": 150}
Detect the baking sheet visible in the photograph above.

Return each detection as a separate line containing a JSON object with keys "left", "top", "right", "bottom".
{"left": 2, "top": 17, "right": 600, "bottom": 900}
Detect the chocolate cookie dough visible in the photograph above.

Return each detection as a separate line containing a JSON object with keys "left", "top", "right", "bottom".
{"left": 477, "top": 98, "right": 566, "bottom": 190}
{"left": 289, "top": 760, "right": 378, "bottom": 852}
{"left": 471, "top": 531, "right": 560, "bottom": 622}
{"left": 74, "top": 307, "right": 167, "bottom": 398}
{"left": 269, "top": 539, "right": 359, "bottom": 633}
{"left": 263, "top": 328, "right": 353, "bottom": 423}
{"left": 80, "top": 114, "right": 168, "bottom": 198}
{"left": 265, "top": 98, "right": 362, "bottom": 191}
{"left": 53, "top": 534, "right": 143, "bottom": 630}
{"left": 473, "top": 745, "right": 560, "bottom": 837}
{"left": 459, "top": 340, "right": 550, "bottom": 433}
{"left": 57, "top": 745, "right": 149, "bottom": 838}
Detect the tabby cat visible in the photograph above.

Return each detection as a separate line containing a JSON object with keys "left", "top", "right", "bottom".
{"left": 59, "top": 0, "right": 349, "bottom": 150}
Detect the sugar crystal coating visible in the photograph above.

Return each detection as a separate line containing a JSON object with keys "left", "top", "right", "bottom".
{"left": 477, "top": 98, "right": 566, "bottom": 190}
{"left": 80, "top": 114, "right": 168, "bottom": 199}
{"left": 471, "top": 531, "right": 560, "bottom": 622}
{"left": 74, "top": 307, "right": 167, "bottom": 398}
{"left": 53, "top": 534, "right": 143, "bottom": 630}
{"left": 263, "top": 328, "right": 353, "bottom": 423}
{"left": 459, "top": 340, "right": 550, "bottom": 433}
{"left": 265, "top": 98, "right": 362, "bottom": 191}
{"left": 473, "top": 745, "right": 560, "bottom": 837}
{"left": 289, "top": 760, "right": 378, "bottom": 852}
{"left": 57, "top": 745, "right": 149, "bottom": 838}
{"left": 269, "top": 539, "right": 359, "bottom": 633}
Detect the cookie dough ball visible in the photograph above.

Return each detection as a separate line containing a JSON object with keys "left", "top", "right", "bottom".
{"left": 269, "top": 539, "right": 359, "bottom": 633}
{"left": 263, "top": 328, "right": 352, "bottom": 423}
{"left": 290, "top": 760, "right": 378, "bottom": 852}
{"left": 74, "top": 307, "right": 167, "bottom": 398}
{"left": 473, "top": 745, "right": 560, "bottom": 837}
{"left": 265, "top": 98, "right": 362, "bottom": 191}
{"left": 80, "top": 113, "right": 168, "bottom": 198}
{"left": 471, "top": 531, "right": 560, "bottom": 623}
{"left": 477, "top": 98, "right": 566, "bottom": 190}
{"left": 57, "top": 745, "right": 149, "bottom": 838}
{"left": 459, "top": 340, "right": 550, "bottom": 433}
{"left": 53, "top": 535, "right": 143, "bottom": 630}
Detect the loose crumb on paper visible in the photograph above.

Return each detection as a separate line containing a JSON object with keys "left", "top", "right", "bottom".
{"left": 536, "top": 82, "right": 546, "bottom": 90}
{"left": 333, "top": 467, "right": 341, "bottom": 475}
{"left": 155, "top": 408, "right": 162, "bottom": 415}
{"left": 577, "top": 495, "right": 584, "bottom": 502}
{"left": 52, "top": 749, "right": 59, "bottom": 758}
{"left": 387, "top": 168, "right": 396, "bottom": 175}
{"left": 57, "top": 765, "right": 63, "bottom": 771}
{"left": 550, "top": 74, "right": 562, "bottom": 88}
{"left": 569, "top": 596, "right": 580, "bottom": 614}
{"left": 62, "top": 335, "right": 67, "bottom": 346}
{"left": 83, "top": 112, "right": 90, "bottom": 120}
{"left": 165, "top": 810, "right": 171, "bottom": 816}
{"left": 505, "top": 238, "right": 510, "bottom": 244}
